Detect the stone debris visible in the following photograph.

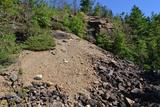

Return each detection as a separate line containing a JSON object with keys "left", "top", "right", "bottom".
{"left": 0, "top": 81, "right": 69, "bottom": 107}
{"left": 34, "top": 74, "right": 43, "bottom": 80}
{"left": 9, "top": 73, "right": 18, "bottom": 82}
{"left": 63, "top": 59, "right": 69, "bottom": 63}
{"left": 0, "top": 51, "right": 160, "bottom": 107}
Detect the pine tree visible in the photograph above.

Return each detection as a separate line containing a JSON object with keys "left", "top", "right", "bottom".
{"left": 113, "top": 31, "right": 132, "bottom": 59}
{"left": 80, "top": 0, "right": 93, "bottom": 14}
{"left": 135, "top": 40, "right": 148, "bottom": 70}
{"left": 93, "top": 3, "right": 101, "bottom": 16}
{"left": 125, "top": 5, "right": 148, "bottom": 39}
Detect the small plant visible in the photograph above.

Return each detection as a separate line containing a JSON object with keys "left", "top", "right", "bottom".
{"left": 18, "top": 68, "right": 23, "bottom": 76}
{"left": 96, "top": 34, "right": 112, "bottom": 51}
{"left": 33, "top": 3, "right": 55, "bottom": 28}
{"left": 25, "top": 31, "right": 56, "bottom": 51}
{"left": 69, "top": 12, "right": 86, "bottom": 37}
{"left": 112, "top": 31, "right": 133, "bottom": 60}
{"left": 0, "top": 34, "right": 20, "bottom": 65}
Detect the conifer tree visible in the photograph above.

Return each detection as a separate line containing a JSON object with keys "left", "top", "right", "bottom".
{"left": 80, "top": 0, "right": 93, "bottom": 14}
{"left": 125, "top": 5, "right": 148, "bottom": 38}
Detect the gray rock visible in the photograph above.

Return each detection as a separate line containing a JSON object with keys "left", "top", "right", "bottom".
{"left": 98, "top": 65, "right": 107, "bottom": 71}
{"left": 51, "top": 51, "right": 57, "bottom": 55}
{"left": 62, "top": 40, "right": 68, "bottom": 43}
{"left": 118, "top": 83, "right": 125, "bottom": 91}
{"left": 34, "top": 74, "right": 43, "bottom": 80}
{"left": 5, "top": 93, "right": 22, "bottom": 103}
{"left": 102, "top": 82, "right": 111, "bottom": 89}
{"left": 9, "top": 74, "right": 18, "bottom": 82}
{"left": 125, "top": 97, "right": 135, "bottom": 107}
{"left": 63, "top": 59, "right": 69, "bottom": 63}
{"left": 108, "top": 70, "right": 114, "bottom": 76}
{"left": 88, "top": 99, "right": 99, "bottom": 106}
{"left": 52, "top": 101, "right": 63, "bottom": 107}
{"left": 131, "top": 88, "right": 142, "bottom": 94}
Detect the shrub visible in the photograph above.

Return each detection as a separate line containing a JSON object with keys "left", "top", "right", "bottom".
{"left": 112, "top": 31, "right": 133, "bottom": 60}
{"left": 96, "top": 34, "right": 112, "bottom": 51}
{"left": 52, "top": 22, "right": 70, "bottom": 32}
{"left": 25, "top": 31, "right": 56, "bottom": 51}
{"left": 0, "top": 34, "right": 20, "bottom": 65}
{"left": 69, "top": 12, "right": 86, "bottom": 37}
{"left": 33, "top": 3, "right": 55, "bottom": 28}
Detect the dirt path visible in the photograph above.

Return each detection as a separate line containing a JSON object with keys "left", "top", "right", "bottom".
{"left": 13, "top": 31, "right": 107, "bottom": 101}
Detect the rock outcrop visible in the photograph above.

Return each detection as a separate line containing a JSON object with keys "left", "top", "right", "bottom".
{"left": 87, "top": 16, "right": 114, "bottom": 42}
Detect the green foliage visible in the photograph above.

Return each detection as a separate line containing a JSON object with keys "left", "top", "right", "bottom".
{"left": 135, "top": 40, "right": 148, "bottom": 69}
{"left": 80, "top": 0, "right": 93, "bottom": 14}
{"left": 112, "top": 31, "right": 133, "bottom": 60}
{"left": 0, "top": 0, "right": 19, "bottom": 15}
{"left": 93, "top": 3, "right": 101, "bottom": 16}
{"left": 125, "top": 5, "right": 148, "bottom": 37}
{"left": 146, "top": 39, "right": 160, "bottom": 72}
{"left": 0, "top": 35, "right": 20, "bottom": 65}
{"left": 33, "top": 2, "right": 55, "bottom": 28}
{"left": 93, "top": 3, "right": 113, "bottom": 18}
{"left": 61, "top": 11, "right": 86, "bottom": 37}
{"left": 96, "top": 34, "right": 112, "bottom": 51}
{"left": 0, "top": 0, "right": 160, "bottom": 73}
{"left": 25, "top": 31, "right": 56, "bottom": 51}
{"left": 69, "top": 13, "right": 86, "bottom": 37}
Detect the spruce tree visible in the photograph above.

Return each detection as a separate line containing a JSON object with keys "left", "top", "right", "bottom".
{"left": 93, "top": 3, "right": 101, "bottom": 16}
{"left": 80, "top": 0, "right": 93, "bottom": 14}
{"left": 125, "top": 5, "right": 148, "bottom": 38}
{"left": 113, "top": 31, "right": 132, "bottom": 59}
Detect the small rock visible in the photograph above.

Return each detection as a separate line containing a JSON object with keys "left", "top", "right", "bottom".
{"left": 61, "top": 48, "right": 66, "bottom": 52}
{"left": 88, "top": 99, "right": 99, "bottom": 106}
{"left": 127, "top": 81, "right": 131, "bottom": 87}
{"left": 0, "top": 93, "right": 5, "bottom": 99}
{"left": 125, "top": 97, "right": 135, "bottom": 106}
{"left": 113, "top": 101, "right": 118, "bottom": 106}
{"left": 52, "top": 101, "right": 63, "bottom": 107}
{"left": 86, "top": 105, "right": 91, "bottom": 107}
{"left": 110, "top": 94, "right": 117, "bottom": 101}
{"left": 63, "top": 59, "right": 69, "bottom": 63}
{"left": 31, "top": 82, "right": 43, "bottom": 87}
{"left": 34, "top": 74, "right": 43, "bottom": 80}
{"left": 108, "top": 70, "right": 114, "bottom": 76}
{"left": 51, "top": 51, "right": 56, "bottom": 55}
{"left": 36, "top": 103, "right": 42, "bottom": 107}
{"left": 0, "top": 100, "right": 8, "bottom": 106}
{"left": 5, "top": 93, "right": 22, "bottom": 103}
{"left": 62, "top": 40, "right": 67, "bottom": 43}
{"left": 9, "top": 74, "right": 18, "bottom": 82}
{"left": 118, "top": 83, "right": 125, "bottom": 91}
{"left": 81, "top": 62, "right": 84, "bottom": 65}
{"left": 45, "top": 81, "right": 53, "bottom": 87}
{"left": 93, "top": 81, "right": 99, "bottom": 84}
{"left": 131, "top": 88, "right": 142, "bottom": 94}
{"left": 102, "top": 82, "right": 111, "bottom": 89}
{"left": 98, "top": 65, "right": 107, "bottom": 71}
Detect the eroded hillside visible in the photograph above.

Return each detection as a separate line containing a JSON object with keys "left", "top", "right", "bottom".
{"left": 0, "top": 31, "right": 159, "bottom": 107}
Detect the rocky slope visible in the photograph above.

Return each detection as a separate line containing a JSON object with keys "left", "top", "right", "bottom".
{"left": 0, "top": 31, "right": 159, "bottom": 107}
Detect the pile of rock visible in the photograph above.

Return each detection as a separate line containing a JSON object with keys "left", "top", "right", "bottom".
{"left": 73, "top": 57, "right": 160, "bottom": 107}
{"left": 89, "top": 58, "right": 160, "bottom": 107}
{"left": 0, "top": 53, "right": 160, "bottom": 107}
{"left": 0, "top": 82, "right": 69, "bottom": 107}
